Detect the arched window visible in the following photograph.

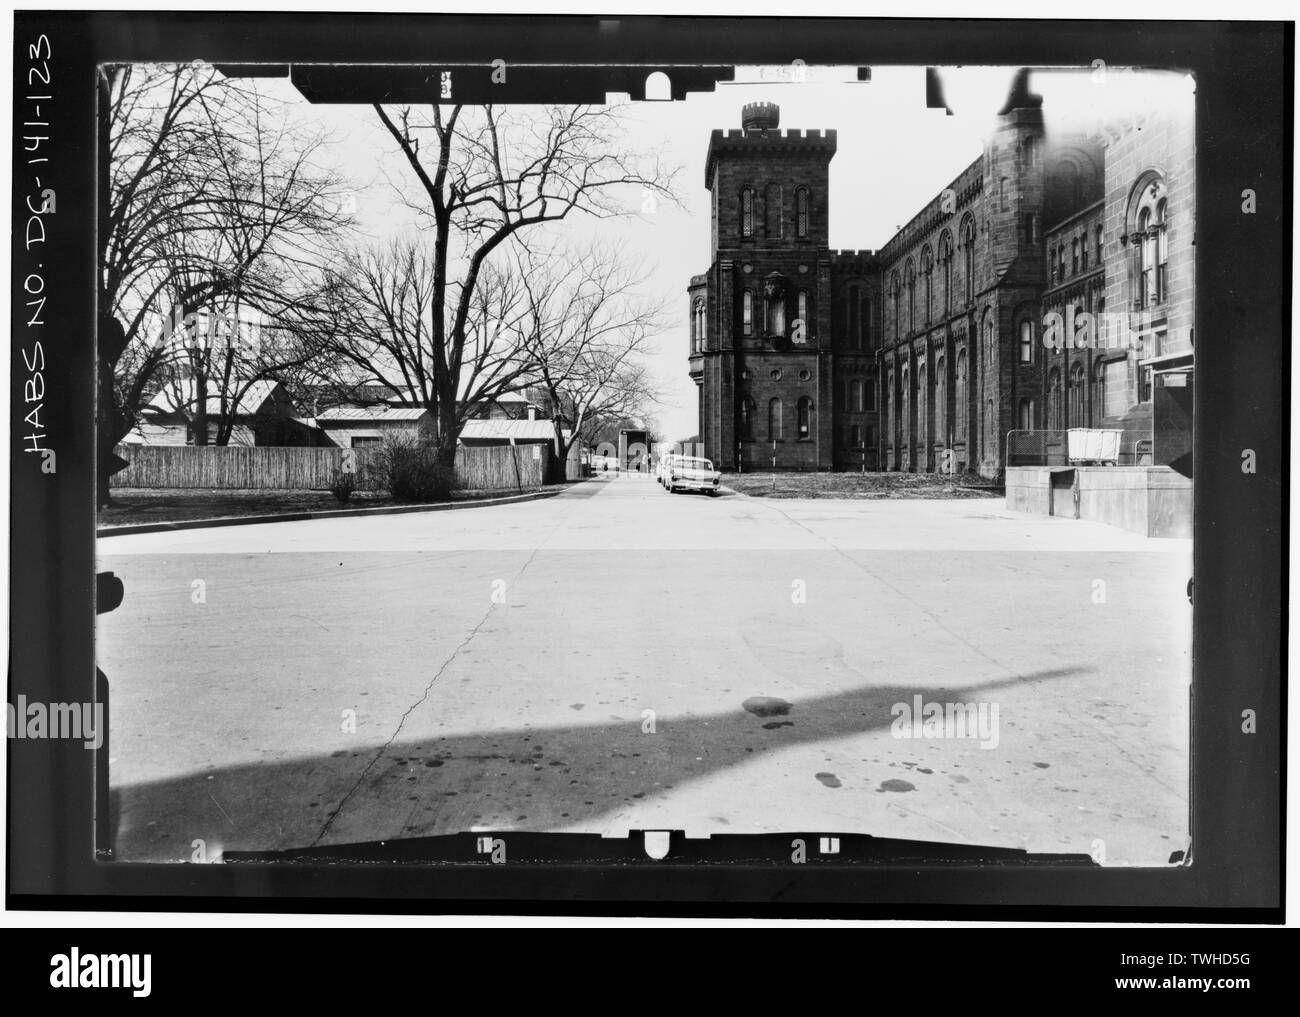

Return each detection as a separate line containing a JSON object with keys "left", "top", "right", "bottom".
{"left": 849, "top": 378, "right": 864, "bottom": 412}
{"left": 741, "top": 290, "right": 753, "bottom": 336}
{"left": 1095, "top": 224, "right": 1103, "bottom": 263}
{"left": 916, "top": 363, "right": 927, "bottom": 445}
{"left": 1019, "top": 319, "right": 1033, "bottom": 363}
{"left": 847, "top": 285, "right": 862, "bottom": 349}
{"left": 961, "top": 217, "right": 976, "bottom": 304}
{"left": 1130, "top": 175, "right": 1168, "bottom": 309}
{"left": 1069, "top": 361, "right": 1086, "bottom": 427}
{"left": 740, "top": 188, "right": 754, "bottom": 238}
{"left": 890, "top": 274, "right": 901, "bottom": 342}
{"left": 885, "top": 372, "right": 894, "bottom": 449}
{"left": 693, "top": 298, "right": 706, "bottom": 353}
{"left": 905, "top": 260, "right": 916, "bottom": 334}
{"left": 1137, "top": 206, "right": 1153, "bottom": 305}
{"left": 938, "top": 231, "right": 954, "bottom": 314}
{"left": 861, "top": 295, "right": 871, "bottom": 349}
{"left": 1092, "top": 359, "right": 1107, "bottom": 421}
{"left": 1057, "top": 161, "right": 1082, "bottom": 207}
{"left": 1156, "top": 197, "right": 1169, "bottom": 300}
{"left": 796, "top": 290, "right": 809, "bottom": 338}
{"left": 955, "top": 348, "right": 968, "bottom": 441}
{"left": 740, "top": 397, "right": 755, "bottom": 441}
{"left": 795, "top": 187, "right": 809, "bottom": 238}
{"left": 767, "top": 293, "right": 785, "bottom": 336}
{"left": 935, "top": 355, "right": 946, "bottom": 441}
{"left": 797, "top": 397, "right": 814, "bottom": 440}
{"left": 767, "top": 397, "right": 783, "bottom": 440}
{"left": 1072, "top": 238, "right": 1080, "bottom": 274}
{"left": 764, "top": 183, "right": 782, "bottom": 239}
{"left": 1047, "top": 367, "right": 1062, "bottom": 429}
{"left": 901, "top": 365, "right": 910, "bottom": 445}
{"left": 1080, "top": 232, "right": 1089, "bottom": 271}
{"left": 1018, "top": 398, "right": 1033, "bottom": 431}
{"left": 921, "top": 246, "right": 934, "bottom": 327}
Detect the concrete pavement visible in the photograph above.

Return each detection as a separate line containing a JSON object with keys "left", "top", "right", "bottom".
{"left": 97, "top": 472, "right": 1191, "bottom": 864}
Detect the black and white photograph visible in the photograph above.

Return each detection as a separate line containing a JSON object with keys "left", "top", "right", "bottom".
{"left": 89, "top": 56, "right": 1202, "bottom": 867}
{"left": 4, "top": 9, "right": 1287, "bottom": 937}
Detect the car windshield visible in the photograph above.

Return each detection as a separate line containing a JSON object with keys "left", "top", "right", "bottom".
{"left": 681, "top": 459, "right": 712, "bottom": 470}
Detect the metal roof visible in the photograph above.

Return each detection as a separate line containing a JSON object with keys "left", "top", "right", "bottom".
{"left": 314, "top": 405, "right": 430, "bottom": 423}
{"left": 459, "top": 419, "right": 564, "bottom": 442}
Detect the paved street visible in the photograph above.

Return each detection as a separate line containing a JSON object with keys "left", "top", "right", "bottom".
{"left": 98, "top": 473, "right": 1191, "bottom": 865}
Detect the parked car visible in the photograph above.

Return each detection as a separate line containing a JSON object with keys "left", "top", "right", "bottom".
{"left": 665, "top": 456, "right": 721, "bottom": 496}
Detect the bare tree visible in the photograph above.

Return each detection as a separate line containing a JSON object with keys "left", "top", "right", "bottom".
{"left": 293, "top": 236, "right": 540, "bottom": 417}
{"left": 369, "top": 101, "right": 678, "bottom": 497}
{"left": 513, "top": 243, "right": 666, "bottom": 480}
{"left": 98, "top": 62, "right": 350, "bottom": 501}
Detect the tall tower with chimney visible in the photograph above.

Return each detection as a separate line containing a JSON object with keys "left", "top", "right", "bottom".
{"left": 689, "top": 102, "right": 844, "bottom": 471}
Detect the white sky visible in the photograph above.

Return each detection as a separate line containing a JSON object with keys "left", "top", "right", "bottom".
{"left": 250, "top": 63, "right": 1189, "bottom": 442}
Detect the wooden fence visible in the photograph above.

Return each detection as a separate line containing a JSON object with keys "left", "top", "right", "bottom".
{"left": 111, "top": 443, "right": 549, "bottom": 491}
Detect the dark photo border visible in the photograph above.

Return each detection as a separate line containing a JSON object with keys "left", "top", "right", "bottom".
{"left": 7, "top": 12, "right": 1289, "bottom": 919}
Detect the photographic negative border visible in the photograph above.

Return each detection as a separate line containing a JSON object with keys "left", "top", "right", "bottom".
{"left": 8, "top": 12, "right": 1288, "bottom": 918}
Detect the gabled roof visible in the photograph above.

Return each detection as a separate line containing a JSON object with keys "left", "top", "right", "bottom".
{"left": 144, "top": 378, "right": 284, "bottom": 419}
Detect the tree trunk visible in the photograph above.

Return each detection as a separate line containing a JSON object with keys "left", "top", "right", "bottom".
{"left": 432, "top": 400, "right": 458, "bottom": 501}
{"left": 433, "top": 434, "right": 456, "bottom": 500}
{"left": 548, "top": 420, "right": 573, "bottom": 484}
{"left": 193, "top": 369, "right": 209, "bottom": 446}
{"left": 96, "top": 315, "right": 130, "bottom": 508}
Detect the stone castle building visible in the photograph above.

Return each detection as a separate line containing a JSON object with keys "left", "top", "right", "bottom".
{"left": 688, "top": 80, "right": 1194, "bottom": 479}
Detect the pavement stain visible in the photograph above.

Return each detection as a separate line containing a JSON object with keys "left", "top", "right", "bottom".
{"left": 879, "top": 779, "right": 916, "bottom": 793}
{"left": 815, "top": 772, "right": 842, "bottom": 788}
{"left": 743, "top": 696, "right": 792, "bottom": 718}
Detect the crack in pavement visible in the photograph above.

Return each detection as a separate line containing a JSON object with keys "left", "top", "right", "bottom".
{"left": 309, "top": 512, "right": 570, "bottom": 847}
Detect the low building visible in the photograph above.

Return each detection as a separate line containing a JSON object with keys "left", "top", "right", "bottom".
{"left": 312, "top": 405, "right": 435, "bottom": 448}
{"left": 126, "top": 378, "right": 315, "bottom": 446}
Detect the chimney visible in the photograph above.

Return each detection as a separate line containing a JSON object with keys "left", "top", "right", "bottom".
{"left": 742, "top": 101, "right": 780, "bottom": 134}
